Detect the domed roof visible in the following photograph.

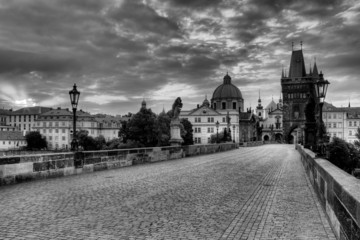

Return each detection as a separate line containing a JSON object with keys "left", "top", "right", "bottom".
{"left": 212, "top": 74, "right": 243, "bottom": 101}
{"left": 202, "top": 95, "right": 210, "bottom": 107}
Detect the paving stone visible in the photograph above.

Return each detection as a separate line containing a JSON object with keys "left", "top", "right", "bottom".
{"left": 0, "top": 145, "right": 336, "bottom": 239}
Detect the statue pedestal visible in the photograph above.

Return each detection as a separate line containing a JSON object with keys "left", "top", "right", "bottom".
{"left": 170, "top": 120, "right": 183, "bottom": 146}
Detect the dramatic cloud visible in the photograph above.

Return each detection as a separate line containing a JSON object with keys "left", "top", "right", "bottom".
{"left": 0, "top": 0, "right": 359, "bottom": 114}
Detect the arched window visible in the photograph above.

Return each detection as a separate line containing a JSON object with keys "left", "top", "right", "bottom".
{"left": 233, "top": 102, "right": 236, "bottom": 109}
{"left": 213, "top": 103, "right": 217, "bottom": 110}
{"left": 222, "top": 102, "right": 226, "bottom": 109}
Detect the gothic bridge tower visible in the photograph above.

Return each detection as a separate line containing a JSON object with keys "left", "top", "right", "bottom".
{"left": 281, "top": 45, "right": 321, "bottom": 143}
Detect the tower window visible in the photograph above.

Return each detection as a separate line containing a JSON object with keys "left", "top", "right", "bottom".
{"left": 222, "top": 102, "right": 226, "bottom": 109}
{"left": 259, "top": 112, "right": 262, "bottom": 117}
{"left": 213, "top": 103, "right": 216, "bottom": 110}
{"left": 233, "top": 102, "right": 236, "bottom": 110}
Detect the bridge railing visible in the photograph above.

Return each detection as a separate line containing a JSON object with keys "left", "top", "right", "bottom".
{"left": 0, "top": 142, "right": 238, "bottom": 186}
{"left": 296, "top": 144, "right": 360, "bottom": 240}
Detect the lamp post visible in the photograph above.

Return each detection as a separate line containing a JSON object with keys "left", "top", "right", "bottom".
{"left": 314, "top": 75, "right": 330, "bottom": 156}
{"left": 69, "top": 84, "right": 80, "bottom": 151}
{"left": 233, "top": 125, "right": 235, "bottom": 143}
{"left": 215, "top": 120, "right": 219, "bottom": 143}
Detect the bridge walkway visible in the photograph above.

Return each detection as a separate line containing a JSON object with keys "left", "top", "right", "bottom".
{"left": 0, "top": 145, "right": 336, "bottom": 239}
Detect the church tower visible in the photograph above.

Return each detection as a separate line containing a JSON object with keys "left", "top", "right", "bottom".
{"left": 256, "top": 90, "right": 264, "bottom": 118}
{"left": 281, "top": 43, "right": 320, "bottom": 143}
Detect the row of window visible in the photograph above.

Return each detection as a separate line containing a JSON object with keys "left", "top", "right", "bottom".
{"left": 213, "top": 102, "right": 239, "bottom": 110}
{"left": 326, "top": 121, "right": 360, "bottom": 128}
{"left": 46, "top": 136, "right": 67, "bottom": 141}
{"left": 9, "top": 115, "right": 37, "bottom": 122}
{"left": 324, "top": 113, "right": 343, "bottom": 119}
{"left": 286, "top": 93, "right": 308, "bottom": 99}
{"left": 193, "top": 117, "right": 235, "bottom": 123}
{"left": 1, "top": 141, "right": 26, "bottom": 145}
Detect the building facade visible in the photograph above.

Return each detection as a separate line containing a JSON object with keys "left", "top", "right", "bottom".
{"left": 281, "top": 48, "right": 324, "bottom": 143}
{"left": 323, "top": 103, "right": 360, "bottom": 143}
{"left": 180, "top": 73, "right": 252, "bottom": 144}
{"left": 8, "top": 106, "right": 52, "bottom": 133}
{"left": 256, "top": 97, "right": 284, "bottom": 141}
{"left": 0, "top": 131, "right": 26, "bottom": 150}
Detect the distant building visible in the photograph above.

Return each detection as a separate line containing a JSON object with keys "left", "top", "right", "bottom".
{"left": 323, "top": 102, "right": 360, "bottom": 143}
{"left": 8, "top": 106, "right": 52, "bottom": 133}
{"left": 32, "top": 108, "right": 123, "bottom": 149}
{"left": 181, "top": 73, "right": 258, "bottom": 144}
{"left": 0, "top": 109, "right": 16, "bottom": 132}
{"left": 93, "top": 115, "right": 122, "bottom": 141}
{"left": 33, "top": 108, "right": 98, "bottom": 150}
{"left": 0, "top": 131, "right": 26, "bottom": 150}
{"left": 256, "top": 94, "right": 284, "bottom": 141}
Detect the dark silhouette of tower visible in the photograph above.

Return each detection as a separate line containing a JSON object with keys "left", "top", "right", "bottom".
{"left": 281, "top": 44, "right": 322, "bottom": 143}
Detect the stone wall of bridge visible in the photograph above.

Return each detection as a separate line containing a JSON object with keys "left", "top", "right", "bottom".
{"left": 0, "top": 143, "right": 238, "bottom": 186}
{"left": 296, "top": 144, "right": 360, "bottom": 240}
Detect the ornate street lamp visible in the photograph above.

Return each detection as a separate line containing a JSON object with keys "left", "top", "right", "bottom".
{"left": 69, "top": 84, "right": 80, "bottom": 151}
{"left": 215, "top": 120, "right": 219, "bottom": 143}
{"left": 314, "top": 75, "right": 330, "bottom": 156}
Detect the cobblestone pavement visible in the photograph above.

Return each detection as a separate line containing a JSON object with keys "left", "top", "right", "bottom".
{"left": 0, "top": 145, "right": 336, "bottom": 239}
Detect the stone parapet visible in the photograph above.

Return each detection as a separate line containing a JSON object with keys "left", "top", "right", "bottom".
{"left": 0, "top": 143, "right": 238, "bottom": 186}
{"left": 296, "top": 144, "right": 360, "bottom": 240}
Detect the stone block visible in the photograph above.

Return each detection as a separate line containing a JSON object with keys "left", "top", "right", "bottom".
{"left": 93, "top": 162, "right": 107, "bottom": 171}
{"left": 326, "top": 202, "right": 341, "bottom": 238}
{"left": 63, "top": 167, "right": 75, "bottom": 176}
{"left": 4, "top": 164, "right": 17, "bottom": 177}
{"left": 55, "top": 160, "right": 66, "bottom": 169}
{"left": 333, "top": 195, "right": 360, "bottom": 240}
{"left": 83, "top": 164, "right": 94, "bottom": 173}
{"left": 15, "top": 162, "right": 33, "bottom": 175}
{"left": 33, "top": 162, "right": 50, "bottom": 172}
{"left": 0, "top": 156, "right": 20, "bottom": 165}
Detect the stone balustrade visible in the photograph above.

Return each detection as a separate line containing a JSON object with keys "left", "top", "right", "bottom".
{"left": 0, "top": 143, "right": 238, "bottom": 186}
{"left": 296, "top": 144, "right": 360, "bottom": 240}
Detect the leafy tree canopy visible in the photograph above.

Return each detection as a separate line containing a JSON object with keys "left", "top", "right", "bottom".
{"left": 25, "top": 131, "right": 47, "bottom": 150}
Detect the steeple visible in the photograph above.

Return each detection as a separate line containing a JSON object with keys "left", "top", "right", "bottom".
{"left": 288, "top": 49, "right": 306, "bottom": 78}
{"left": 257, "top": 90, "right": 263, "bottom": 110}
{"left": 313, "top": 59, "right": 319, "bottom": 77}
{"left": 281, "top": 67, "right": 285, "bottom": 78}
{"left": 141, "top": 98, "right": 146, "bottom": 109}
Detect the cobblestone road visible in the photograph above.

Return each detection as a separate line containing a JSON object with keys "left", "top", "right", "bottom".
{"left": 0, "top": 145, "right": 336, "bottom": 239}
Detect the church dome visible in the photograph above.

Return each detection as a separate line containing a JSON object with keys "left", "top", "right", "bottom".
{"left": 212, "top": 74, "right": 243, "bottom": 101}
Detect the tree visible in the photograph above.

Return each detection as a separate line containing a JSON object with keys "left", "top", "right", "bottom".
{"left": 210, "top": 130, "right": 225, "bottom": 143}
{"left": 121, "top": 108, "right": 158, "bottom": 147}
{"left": 181, "top": 118, "right": 194, "bottom": 145}
{"left": 77, "top": 130, "right": 104, "bottom": 151}
{"left": 155, "top": 111, "right": 171, "bottom": 146}
{"left": 25, "top": 131, "right": 47, "bottom": 150}
{"left": 328, "top": 137, "right": 358, "bottom": 174}
{"left": 354, "top": 127, "right": 360, "bottom": 150}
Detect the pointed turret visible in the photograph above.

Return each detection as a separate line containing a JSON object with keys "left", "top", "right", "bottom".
{"left": 288, "top": 50, "right": 307, "bottom": 78}
{"left": 141, "top": 98, "right": 146, "bottom": 110}
{"left": 202, "top": 95, "right": 210, "bottom": 107}
{"left": 313, "top": 61, "right": 319, "bottom": 77}
{"left": 281, "top": 68, "right": 285, "bottom": 78}
{"left": 257, "top": 90, "right": 263, "bottom": 110}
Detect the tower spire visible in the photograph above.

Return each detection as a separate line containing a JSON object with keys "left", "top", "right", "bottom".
{"left": 300, "top": 40, "right": 303, "bottom": 50}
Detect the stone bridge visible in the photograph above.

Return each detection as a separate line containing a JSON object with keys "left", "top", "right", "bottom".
{"left": 0, "top": 144, "right": 357, "bottom": 239}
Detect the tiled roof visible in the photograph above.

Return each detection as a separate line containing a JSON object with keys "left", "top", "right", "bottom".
{"left": 12, "top": 106, "right": 52, "bottom": 115}
{"left": 0, "top": 131, "right": 25, "bottom": 140}
{"left": 0, "top": 109, "right": 12, "bottom": 115}
{"left": 37, "top": 108, "right": 95, "bottom": 121}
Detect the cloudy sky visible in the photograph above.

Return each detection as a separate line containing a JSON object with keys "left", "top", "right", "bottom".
{"left": 0, "top": 0, "right": 359, "bottom": 115}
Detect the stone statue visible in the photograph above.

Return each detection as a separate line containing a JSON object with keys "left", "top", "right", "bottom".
{"left": 172, "top": 97, "right": 183, "bottom": 121}
{"left": 169, "top": 97, "right": 183, "bottom": 146}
